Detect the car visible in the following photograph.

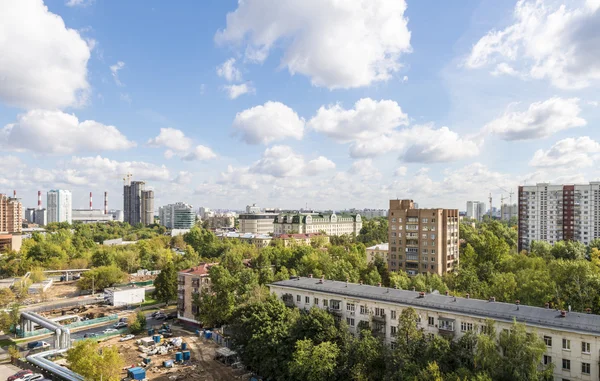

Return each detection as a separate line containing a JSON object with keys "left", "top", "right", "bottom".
{"left": 19, "top": 374, "right": 44, "bottom": 381}
{"left": 103, "top": 328, "right": 118, "bottom": 334}
{"left": 119, "top": 334, "right": 135, "bottom": 342}
{"left": 113, "top": 322, "right": 128, "bottom": 329}
{"left": 119, "top": 317, "right": 129, "bottom": 323}
{"left": 8, "top": 370, "right": 32, "bottom": 381}
{"left": 154, "top": 313, "right": 167, "bottom": 320}
{"left": 151, "top": 310, "right": 164, "bottom": 318}
{"left": 165, "top": 312, "right": 177, "bottom": 320}
{"left": 26, "top": 341, "right": 50, "bottom": 350}
{"left": 83, "top": 333, "right": 99, "bottom": 339}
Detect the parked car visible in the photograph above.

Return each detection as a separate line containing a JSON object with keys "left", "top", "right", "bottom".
{"left": 103, "top": 328, "right": 118, "bottom": 334}
{"left": 119, "top": 317, "right": 129, "bottom": 323}
{"left": 26, "top": 341, "right": 50, "bottom": 350}
{"left": 19, "top": 374, "right": 44, "bottom": 381}
{"left": 154, "top": 313, "right": 167, "bottom": 320}
{"left": 119, "top": 334, "right": 135, "bottom": 342}
{"left": 83, "top": 333, "right": 99, "bottom": 338}
{"left": 7, "top": 370, "right": 32, "bottom": 381}
{"left": 165, "top": 312, "right": 177, "bottom": 320}
{"left": 113, "top": 322, "right": 128, "bottom": 329}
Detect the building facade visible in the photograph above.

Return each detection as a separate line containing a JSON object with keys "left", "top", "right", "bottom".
{"left": 388, "top": 200, "right": 459, "bottom": 276}
{"left": 518, "top": 182, "right": 600, "bottom": 252}
{"left": 177, "top": 264, "right": 214, "bottom": 324}
{"left": 366, "top": 243, "right": 389, "bottom": 264}
{"left": 33, "top": 208, "right": 47, "bottom": 226}
{"left": 273, "top": 213, "right": 362, "bottom": 236}
{"left": 270, "top": 277, "right": 600, "bottom": 381}
{"left": 277, "top": 233, "right": 330, "bottom": 247}
{"left": 501, "top": 203, "right": 518, "bottom": 221}
{"left": 205, "top": 214, "right": 235, "bottom": 229}
{"left": 141, "top": 190, "right": 154, "bottom": 226}
{"left": 25, "top": 208, "right": 36, "bottom": 224}
{"left": 246, "top": 204, "right": 261, "bottom": 214}
{"left": 71, "top": 209, "right": 114, "bottom": 224}
{"left": 0, "top": 194, "right": 22, "bottom": 233}
{"left": 239, "top": 212, "right": 278, "bottom": 234}
{"left": 217, "top": 232, "right": 272, "bottom": 248}
{"left": 159, "top": 202, "right": 195, "bottom": 229}
{"left": 103, "top": 286, "right": 145, "bottom": 306}
{"left": 124, "top": 180, "right": 145, "bottom": 225}
{"left": 350, "top": 209, "right": 388, "bottom": 219}
{"left": 108, "top": 209, "right": 124, "bottom": 222}
{"left": 47, "top": 190, "right": 72, "bottom": 224}
{"left": 465, "top": 201, "right": 486, "bottom": 221}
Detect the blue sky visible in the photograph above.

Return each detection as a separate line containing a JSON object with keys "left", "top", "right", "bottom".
{"left": 1, "top": 0, "right": 599, "bottom": 212}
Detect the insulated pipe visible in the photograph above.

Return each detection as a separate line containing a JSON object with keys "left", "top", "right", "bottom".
{"left": 27, "top": 349, "right": 85, "bottom": 381}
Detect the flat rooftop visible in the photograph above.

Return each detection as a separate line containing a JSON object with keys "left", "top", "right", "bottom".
{"left": 270, "top": 277, "right": 600, "bottom": 335}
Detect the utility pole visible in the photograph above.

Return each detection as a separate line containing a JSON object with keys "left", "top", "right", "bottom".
{"left": 92, "top": 275, "right": 95, "bottom": 297}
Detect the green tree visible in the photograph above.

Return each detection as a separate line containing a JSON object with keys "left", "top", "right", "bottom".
{"left": 497, "top": 321, "right": 552, "bottom": 381}
{"left": 417, "top": 362, "right": 443, "bottom": 381}
{"left": 288, "top": 340, "right": 340, "bottom": 381}
{"left": 77, "top": 266, "right": 127, "bottom": 292}
{"left": 67, "top": 339, "right": 124, "bottom": 381}
{"left": 153, "top": 261, "right": 177, "bottom": 305}
{"left": 129, "top": 310, "right": 147, "bottom": 334}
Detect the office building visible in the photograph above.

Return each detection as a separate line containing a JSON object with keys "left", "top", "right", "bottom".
{"left": 0, "top": 194, "right": 22, "bottom": 233}
{"left": 177, "top": 263, "right": 214, "bottom": 324}
{"left": 239, "top": 212, "right": 278, "bottom": 234}
{"left": 465, "top": 201, "right": 486, "bottom": 222}
{"left": 273, "top": 212, "right": 362, "bottom": 236}
{"left": 198, "top": 207, "right": 213, "bottom": 220}
{"left": 501, "top": 203, "right": 518, "bottom": 221}
{"left": 518, "top": 182, "right": 600, "bottom": 251}
{"left": 366, "top": 243, "right": 389, "bottom": 264}
{"left": 388, "top": 200, "right": 459, "bottom": 276}
{"left": 270, "top": 277, "right": 599, "bottom": 381}
{"left": 124, "top": 179, "right": 145, "bottom": 225}
{"left": 159, "top": 202, "right": 195, "bottom": 229}
{"left": 47, "top": 190, "right": 72, "bottom": 224}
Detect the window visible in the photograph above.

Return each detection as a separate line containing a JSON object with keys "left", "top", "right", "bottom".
{"left": 330, "top": 300, "right": 340, "bottom": 310}
{"left": 391, "top": 310, "right": 397, "bottom": 320}
{"left": 305, "top": 296, "right": 310, "bottom": 304}
{"left": 422, "top": 218, "right": 428, "bottom": 223}
{"left": 391, "top": 326, "right": 397, "bottom": 335}
{"left": 563, "top": 338, "right": 571, "bottom": 350}
{"left": 314, "top": 298, "right": 319, "bottom": 305}
{"left": 582, "top": 341, "right": 591, "bottom": 353}
{"left": 360, "top": 305, "right": 367, "bottom": 315}
{"left": 460, "top": 322, "right": 473, "bottom": 332}
{"left": 323, "top": 299, "right": 329, "bottom": 307}
{"left": 347, "top": 303, "right": 355, "bottom": 312}
{"left": 296, "top": 295, "right": 301, "bottom": 302}
{"left": 543, "top": 355, "right": 551, "bottom": 365}
{"left": 428, "top": 316, "right": 435, "bottom": 326}
{"left": 562, "top": 359, "right": 571, "bottom": 370}
{"left": 346, "top": 318, "right": 355, "bottom": 327}
{"left": 544, "top": 336, "right": 552, "bottom": 347}
{"left": 430, "top": 234, "right": 436, "bottom": 240}
{"left": 582, "top": 362, "right": 591, "bottom": 374}
{"left": 438, "top": 319, "right": 454, "bottom": 331}
{"left": 375, "top": 307, "right": 385, "bottom": 317}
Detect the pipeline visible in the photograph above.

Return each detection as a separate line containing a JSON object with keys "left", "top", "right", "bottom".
{"left": 26, "top": 349, "right": 85, "bottom": 381}
{"left": 20, "top": 311, "right": 71, "bottom": 349}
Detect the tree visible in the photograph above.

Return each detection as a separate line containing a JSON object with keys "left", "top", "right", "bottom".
{"left": 153, "top": 261, "right": 177, "bottom": 305}
{"left": 417, "top": 362, "right": 443, "bottom": 381}
{"left": 67, "top": 339, "right": 124, "bottom": 381}
{"left": 129, "top": 310, "right": 147, "bottom": 334}
{"left": 497, "top": 321, "right": 552, "bottom": 381}
{"left": 288, "top": 339, "right": 340, "bottom": 381}
{"left": 77, "top": 266, "right": 127, "bottom": 292}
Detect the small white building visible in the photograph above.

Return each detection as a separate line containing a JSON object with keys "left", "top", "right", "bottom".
{"left": 104, "top": 286, "right": 145, "bottom": 306}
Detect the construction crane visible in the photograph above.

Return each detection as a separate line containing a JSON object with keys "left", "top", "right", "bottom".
{"left": 496, "top": 186, "right": 515, "bottom": 206}
{"left": 122, "top": 173, "right": 132, "bottom": 186}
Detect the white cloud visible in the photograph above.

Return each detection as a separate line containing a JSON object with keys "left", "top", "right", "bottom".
{"left": 215, "top": 0, "right": 412, "bottom": 89}
{"left": 182, "top": 145, "right": 217, "bottom": 161}
{"left": 66, "top": 0, "right": 93, "bottom": 6}
{"left": 483, "top": 97, "right": 586, "bottom": 141}
{"left": 0, "top": 110, "right": 136, "bottom": 155}
{"left": 173, "top": 171, "right": 192, "bottom": 185}
{"left": 110, "top": 61, "right": 126, "bottom": 86}
{"left": 398, "top": 124, "right": 480, "bottom": 163}
{"left": 529, "top": 136, "right": 600, "bottom": 169}
{"left": 216, "top": 58, "right": 242, "bottom": 82}
{"left": 394, "top": 166, "right": 407, "bottom": 176}
{"left": 0, "top": 0, "right": 91, "bottom": 109}
{"left": 467, "top": 0, "right": 600, "bottom": 89}
{"left": 348, "top": 158, "right": 382, "bottom": 180}
{"left": 232, "top": 101, "right": 305, "bottom": 145}
{"left": 69, "top": 155, "right": 171, "bottom": 182}
{"left": 120, "top": 93, "right": 132, "bottom": 103}
{"left": 224, "top": 83, "right": 256, "bottom": 99}
{"left": 147, "top": 128, "right": 193, "bottom": 152}
{"left": 402, "top": 76, "right": 409, "bottom": 82}
{"left": 251, "top": 145, "right": 336, "bottom": 177}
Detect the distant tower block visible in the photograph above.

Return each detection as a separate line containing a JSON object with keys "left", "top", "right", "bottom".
{"left": 104, "top": 191, "right": 108, "bottom": 215}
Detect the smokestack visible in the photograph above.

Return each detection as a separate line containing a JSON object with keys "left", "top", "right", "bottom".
{"left": 104, "top": 191, "right": 108, "bottom": 215}
{"left": 13, "top": 190, "right": 16, "bottom": 198}
{"left": 37, "top": 191, "right": 41, "bottom": 210}
{"left": 89, "top": 192, "right": 93, "bottom": 210}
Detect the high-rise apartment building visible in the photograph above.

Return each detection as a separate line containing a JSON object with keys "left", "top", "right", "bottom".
{"left": 500, "top": 203, "right": 518, "bottom": 221}
{"left": 465, "top": 201, "right": 486, "bottom": 221}
{"left": 159, "top": 202, "right": 195, "bottom": 229}
{"left": 388, "top": 200, "right": 459, "bottom": 276}
{"left": 25, "top": 208, "right": 36, "bottom": 223}
{"left": 34, "top": 209, "right": 47, "bottom": 226}
{"left": 124, "top": 180, "right": 145, "bottom": 225}
{"left": 47, "top": 190, "right": 72, "bottom": 224}
{"left": 141, "top": 190, "right": 154, "bottom": 226}
{"left": 0, "top": 194, "right": 22, "bottom": 233}
{"left": 518, "top": 182, "right": 600, "bottom": 252}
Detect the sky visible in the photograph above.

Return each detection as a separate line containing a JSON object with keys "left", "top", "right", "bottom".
{"left": 0, "top": 0, "right": 599, "bottom": 212}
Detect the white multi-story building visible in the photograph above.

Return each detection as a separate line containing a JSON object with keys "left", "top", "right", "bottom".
{"left": 71, "top": 209, "right": 114, "bottom": 224}
{"left": 271, "top": 277, "right": 600, "bottom": 381}
{"left": 273, "top": 213, "right": 362, "bottom": 236}
{"left": 159, "top": 202, "right": 195, "bottom": 229}
{"left": 349, "top": 209, "right": 388, "bottom": 219}
{"left": 246, "top": 204, "right": 261, "bottom": 214}
{"left": 465, "top": 201, "right": 486, "bottom": 221}
{"left": 109, "top": 209, "right": 124, "bottom": 222}
{"left": 518, "top": 182, "right": 600, "bottom": 251}
{"left": 47, "top": 190, "right": 72, "bottom": 224}
{"left": 198, "top": 207, "right": 214, "bottom": 220}
{"left": 239, "top": 212, "right": 278, "bottom": 234}
{"left": 501, "top": 203, "right": 518, "bottom": 221}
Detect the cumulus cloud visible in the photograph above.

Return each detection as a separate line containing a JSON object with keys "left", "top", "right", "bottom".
{"left": 348, "top": 158, "right": 382, "bottom": 180}
{"left": 65, "top": 0, "right": 94, "bottom": 6}
{"left": 215, "top": 0, "right": 412, "bottom": 89}
{"left": 69, "top": 156, "right": 171, "bottom": 182}
{"left": 398, "top": 124, "right": 480, "bottom": 163}
{"left": 394, "top": 166, "right": 407, "bottom": 176}
{"left": 110, "top": 61, "right": 126, "bottom": 86}
{"left": 467, "top": 0, "right": 600, "bottom": 89}
{"left": 147, "top": 128, "right": 193, "bottom": 152}
{"left": 0, "top": 0, "right": 91, "bottom": 109}
{"left": 250, "top": 145, "right": 336, "bottom": 178}
{"left": 529, "top": 136, "right": 600, "bottom": 169}
{"left": 181, "top": 145, "right": 217, "bottom": 161}
{"left": 217, "top": 58, "right": 242, "bottom": 82}
{"left": 0, "top": 110, "right": 135, "bottom": 155}
{"left": 224, "top": 83, "right": 255, "bottom": 99}
{"left": 483, "top": 97, "right": 586, "bottom": 141}
{"left": 232, "top": 101, "right": 305, "bottom": 145}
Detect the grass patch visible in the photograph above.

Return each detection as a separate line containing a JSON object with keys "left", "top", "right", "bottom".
{"left": 140, "top": 297, "right": 160, "bottom": 307}
{"left": 0, "top": 338, "right": 15, "bottom": 347}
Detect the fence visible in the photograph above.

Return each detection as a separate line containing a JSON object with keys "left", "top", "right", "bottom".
{"left": 18, "top": 314, "right": 120, "bottom": 338}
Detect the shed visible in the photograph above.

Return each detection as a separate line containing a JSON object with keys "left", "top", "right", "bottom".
{"left": 127, "top": 367, "right": 146, "bottom": 380}
{"left": 140, "top": 337, "right": 155, "bottom": 346}
{"left": 215, "top": 347, "right": 238, "bottom": 365}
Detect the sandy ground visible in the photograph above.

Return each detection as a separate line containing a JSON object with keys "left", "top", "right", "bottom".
{"left": 0, "top": 364, "right": 22, "bottom": 379}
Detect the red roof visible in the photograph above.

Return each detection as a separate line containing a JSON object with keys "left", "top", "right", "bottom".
{"left": 278, "top": 233, "right": 326, "bottom": 239}
{"left": 179, "top": 263, "right": 216, "bottom": 276}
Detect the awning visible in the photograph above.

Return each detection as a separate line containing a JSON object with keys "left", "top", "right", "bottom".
{"left": 216, "top": 347, "right": 237, "bottom": 357}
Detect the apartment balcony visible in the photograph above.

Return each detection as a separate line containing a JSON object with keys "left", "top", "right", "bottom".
{"left": 371, "top": 328, "right": 386, "bottom": 339}
{"left": 282, "top": 293, "right": 295, "bottom": 307}
{"left": 372, "top": 314, "right": 386, "bottom": 323}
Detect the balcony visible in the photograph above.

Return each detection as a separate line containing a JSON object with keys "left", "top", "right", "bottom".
{"left": 372, "top": 314, "right": 386, "bottom": 323}
{"left": 282, "top": 293, "right": 295, "bottom": 307}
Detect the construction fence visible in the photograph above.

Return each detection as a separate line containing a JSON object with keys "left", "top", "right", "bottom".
{"left": 18, "top": 314, "right": 120, "bottom": 338}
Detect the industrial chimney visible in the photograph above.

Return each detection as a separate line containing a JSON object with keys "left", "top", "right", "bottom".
{"left": 37, "top": 191, "right": 42, "bottom": 210}
{"left": 104, "top": 191, "right": 108, "bottom": 215}
{"left": 13, "top": 190, "right": 16, "bottom": 197}
{"left": 89, "top": 192, "right": 93, "bottom": 210}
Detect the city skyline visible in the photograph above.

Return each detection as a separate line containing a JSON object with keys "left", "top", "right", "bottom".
{"left": 1, "top": 0, "right": 599, "bottom": 211}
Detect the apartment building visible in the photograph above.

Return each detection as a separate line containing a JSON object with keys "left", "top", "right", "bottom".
{"left": 518, "top": 182, "right": 600, "bottom": 252}
{"left": 238, "top": 212, "right": 278, "bottom": 234}
{"left": 501, "top": 203, "right": 518, "bottom": 221}
{"left": 141, "top": 190, "right": 154, "bottom": 226}
{"left": 159, "top": 202, "right": 195, "bottom": 229}
{"left": 273, "top": 213, "right": 362, "bottom": 236}
{"left": 271, "top": 277, "right": 600, "bottom": 381}
{"left": 177, "top": 264, "right": 214, "bottom": 324}
{"left": 366, "top": 243, "right": 389, "bottom": 264}
{"left": 216, "top": 232, "right": 273, "bottom": 248}
{"left": 278, "top": 233, "right": 330, "bottom": 247}
{"left": 0, "top": 194, "right": 22, "bottom": 233}
{"left": 388, "top": 200, "right": 459, "bottom": 276}
{"left": 47, "top": 189, "right": 72, "bottom": 224}
{"left": 465, "top": 201, "right": 486, "bottom": 221}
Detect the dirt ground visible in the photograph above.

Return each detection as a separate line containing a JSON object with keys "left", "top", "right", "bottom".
{"left": 100, "top": 328, "right": 250, "bottom": 381}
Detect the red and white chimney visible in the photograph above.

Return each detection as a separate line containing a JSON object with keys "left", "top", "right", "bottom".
{"left": 104, "top": 191, "right": 108, "bottom": 215}
{"left": 13, "top": 190, "right": 16, "bottom": 197}
{"left": 89, "top": 192, "right": 93, "bottom": 210}
{"left": 37, "top": 191, "right": 42, "bottom": 210}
